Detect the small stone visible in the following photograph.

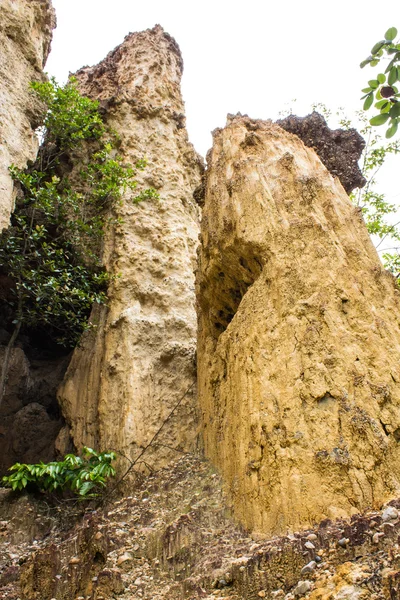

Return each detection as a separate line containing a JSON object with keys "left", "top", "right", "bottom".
{"left": 69, "top": 557, "right": 80, "bottom": 565}
{"left": 382, "top": 506, "right": 399, "bottom": 522}
{"left": 134, "top": 578, "right": 142, "bottom": 586}
{"left": 373, "top": 532, "right": 384, "bottom": 544}
{"left": 250, "top": 543, "right": 260, "bottom": 552}
{"left": 218, "top": 579, "right": 228, "bottom": 588}
{"left": 117, "top": 552, "right": 133, "bottom": 566}
{"left": 306, "top": 534, "right": 317, "bottom": 541}
{"left": 301, "top": 560, "right": 316, "bottom": 575}
{"left": 258, "top": 592, "right": 266, "bottom": 598}
{"left": 338, "top": 537, "right": 349, "bottom": 548}
{"left": 315, "top": 555, "right": 322, "bottom": 563}
{"left": 304, "top": 541, "right": 315, "bottom": 550}
{"left": 293, "top": 580, "right": 312, "bottom": 597}
{"left": 94, "top": 532, "right": 103, "bottom": 540}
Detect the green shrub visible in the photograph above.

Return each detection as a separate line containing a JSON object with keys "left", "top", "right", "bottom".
{"left": 360, "top": 27, "right": 400, "bottom": 138}
{"left": 2, "top": 447, "right": 116, "bottom": 497}
{"left": 0, "top": 77, "right": 158, "bottom": 349}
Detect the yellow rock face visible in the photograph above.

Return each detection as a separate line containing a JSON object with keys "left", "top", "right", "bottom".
{"left": 0, "top": 0, "right": 55, "bottom": 230}
{"left": 197, "top": 115, "right": 400, "bottom": 534}
{"left": 57, "top": 26, "right": 203, "bottom": 468}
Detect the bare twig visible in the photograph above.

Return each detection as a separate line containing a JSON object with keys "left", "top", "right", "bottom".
{"left": 98, "top": 382, "right": 195, "bottom": 505}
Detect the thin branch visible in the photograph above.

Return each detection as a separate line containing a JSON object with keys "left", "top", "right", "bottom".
{"left": 98, "top": 382, "right": 195, "bottom": 504}
{"left": 376, "top": 220, "right": 400, "bottom": 249}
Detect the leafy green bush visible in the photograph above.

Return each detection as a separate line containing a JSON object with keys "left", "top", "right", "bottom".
{"left": 0, "top": 77, "right": 158, "bottom": 350}
{"left": 2, "top": 447, "right": 116, "bottom": 497}
{"left": 360, "top": 27, "right": 400, "bottom": 138}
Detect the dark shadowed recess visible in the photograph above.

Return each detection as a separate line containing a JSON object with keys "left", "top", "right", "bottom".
{"left": 0, "top": 287, "right": 72, "bottom": 475}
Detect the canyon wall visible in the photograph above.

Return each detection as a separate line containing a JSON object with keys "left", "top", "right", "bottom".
{"left": 0, "top": 0, "right": 63, "bottom": 473}
{"left": 57, "top": 26, "right": 203, "bottom": 468}
{"left": 197, "top": 114, "right": 400, "bottom": 534}
{"left": 0, "top": 0, "right": 55, "bottom": 230}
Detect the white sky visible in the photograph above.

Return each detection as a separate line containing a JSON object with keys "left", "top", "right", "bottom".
{"left": 46, "top": 0, "right": 399, "bottom": 247}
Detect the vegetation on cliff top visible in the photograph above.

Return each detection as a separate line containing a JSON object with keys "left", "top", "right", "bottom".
{"left": 361, "top": 27, "right": 400, "bottom": 138}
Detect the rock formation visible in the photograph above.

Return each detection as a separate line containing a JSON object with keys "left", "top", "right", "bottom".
{"left": 277, "top": 111, "right": 366, "bottom": 194}
{"left": 197, "top": 114, "right": 400, "bottom": 534}
{"left": 0, "top": 0, "right": 62, "bottom": 473}
{"left": 0, "top": 348, "right": 69, "bottom": 474}
{"left": 0, "top": 0, "right": 56, "bottom": 230}
{"left": 57, "top": 26, "right": 203, "bottom": 468}
{"left": 3, "top": 456, "right": 400, "bottom": 599}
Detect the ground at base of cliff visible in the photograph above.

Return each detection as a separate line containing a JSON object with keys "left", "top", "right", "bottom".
{"left": 1, "top": 454, "right": 400, "bottom": 600}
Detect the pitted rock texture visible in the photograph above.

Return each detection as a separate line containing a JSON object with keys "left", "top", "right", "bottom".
{"left": 197, "top": 114, "right": 400, "bottom": 535}
{"left": 0, "top": 0, "right": 56, "bottom": 230}
{"left": 277, "top": 111, "right": 366, "bottom": 194}
{"left": 57, "top": 26, "right": 203, "bottom": 469}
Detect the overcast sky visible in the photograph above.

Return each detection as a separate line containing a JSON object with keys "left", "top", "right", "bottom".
{"left": 46, "top": 0, "right": 399, "bottom": 230}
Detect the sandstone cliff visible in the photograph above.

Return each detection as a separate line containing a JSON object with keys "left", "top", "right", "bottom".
{"left": 197, "top": 115, "right": 400, "bottom": 534}
{"left": 0, "top": 0, "right": 64, "bottom": 473}
{"left": 57, "top": 26, "right": 203, "bottom": 468}
{"left": 0, "top": 0, "right": 56, "bottom": 230}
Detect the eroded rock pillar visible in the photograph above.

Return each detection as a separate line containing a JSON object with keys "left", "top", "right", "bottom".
{"left": 57, "top": 26, "right": 203, "bottom": 467}
{"left": 197, "top": 115, "right": 400, "bottom": 534}
{"left": 0, "top": 0, "right": 55, "bottom": 229}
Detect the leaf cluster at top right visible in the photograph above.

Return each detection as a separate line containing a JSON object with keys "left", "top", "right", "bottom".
{"left": 361, "top": 27, "right": 400, "bottom": 138}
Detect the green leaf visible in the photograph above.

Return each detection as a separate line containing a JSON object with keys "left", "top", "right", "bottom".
{"left": 375, "top": 99, "right": 390, "bottom": 109}
{"left": 363, "top": 94, "right": 374, "bottom": 110}
{"left": 370, "top": 113, "right": 390, "bottom": 125}
{"left": 372, "top": 41, "right": 386, "bottom": 55}
{"left": 377, "top": 73, "right": 386, "bottom": 84}
{"left": 360, "top": 57, "right": 372, "bottom": 68}
{"left": 385, "top": 27, "right": 398, "bottom": 41}
{"left": 368, "top": 80, "right": 380, "bottom": 89}
{"left": 388, "top": 67, "right": 398, "bottom": 86}
{"left": 390, "top": 102, "right": 400, "bottom": 118}
{"left": 386, "top": 121, "right": 399, "bottom": 139}
{"left": 361, "top": 87, "right": 373, "bottom": 93}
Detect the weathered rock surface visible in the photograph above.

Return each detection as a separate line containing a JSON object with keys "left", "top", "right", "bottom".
{"left": 0, "top": 0, "right": 56, "bottom": 230}
{"left": 0, "top": 344, "right": 69, "bottom": 475}
{"left": 197, "top": 114, "right": 400, "bottom": 534}
{"left": 277, "top": 111, "right": 366, "bottom": 194}
{"left": 57, "top": 26, "right": 203, "bottom": 468}
{"left": 2, "top": 455, "right": 400, "bottom": 599}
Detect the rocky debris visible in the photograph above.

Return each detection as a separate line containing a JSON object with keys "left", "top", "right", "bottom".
{"left": 197, "top": 114, "right": 400, "bottom": 535}
{"left": 1, "top": 455, "right": 400, "bottom": 599}
{"left": 0, "top": 0, "right": 56, "bottom": 230}
{"left": 381, "top": 506, "right": 398, "bottom": 522}
{"left": 277, "top": 111, "right": 366, "bottom": 194}
{"left": 57, "top": 25, "right": 203, "bottom": 468}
